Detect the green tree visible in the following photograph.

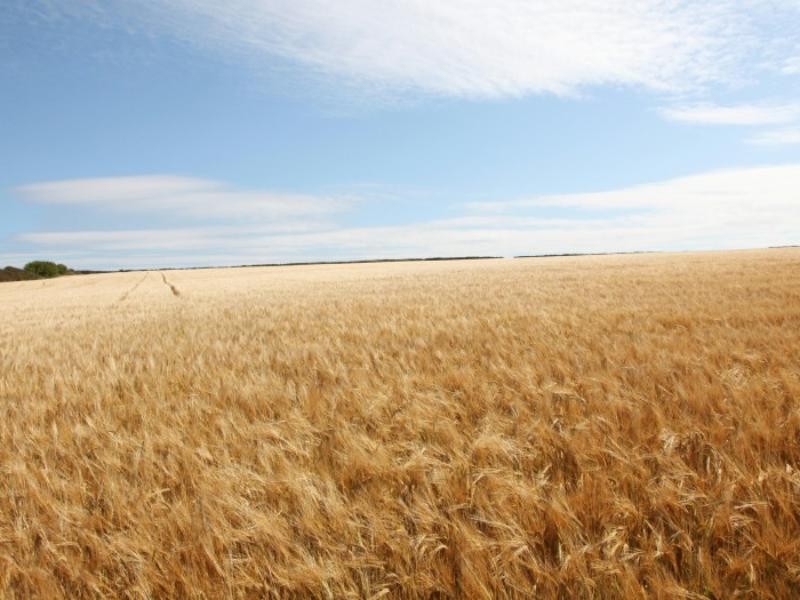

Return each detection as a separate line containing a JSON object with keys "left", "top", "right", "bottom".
{"left": 24, "top": 261, "right": 68, "bottom": 278}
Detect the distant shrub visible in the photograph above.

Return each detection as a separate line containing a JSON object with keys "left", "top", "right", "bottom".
{"left": 24, "top": 261, "right": 68, "bottom": 278}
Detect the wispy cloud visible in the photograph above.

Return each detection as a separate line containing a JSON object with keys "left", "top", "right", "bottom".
{"left": 748, "top": 129, "right": 800, "bottom": 146}
{"left": 781, "top": 56, "right": 800, "bottom": 75}
{"left": 8, "top": 165, "right": 800, "bottom": 269}
{"left": 659, "top": 102, "right": 800, "bottom": 126}
{"left": 36, "top": 1, "right": 800, "bottom": 100}
{"left": 15, "top": 175, "right": 353, "bottom": 221}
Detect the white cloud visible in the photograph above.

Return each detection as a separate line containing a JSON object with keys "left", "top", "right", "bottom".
{"left": 15, "top": 175, "right": 352, "bottom": 220}
{"left": 748, "top": 129, "right": 800, "bottom": 145}
{"left": 469, "top": 164, "right": 800, "bottom": 212}
{"left": 49, "top": 0, "right": 799, "bottom": 99}
{"left": 11, "top": 165, "right": 800, "bottom": 269}
{"left": 659, "top": 102, "right": 800, "bottom": 125}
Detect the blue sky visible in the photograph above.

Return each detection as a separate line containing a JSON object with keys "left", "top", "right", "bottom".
{"left": 2, "top": 1, "right": 799, "bottom": 269}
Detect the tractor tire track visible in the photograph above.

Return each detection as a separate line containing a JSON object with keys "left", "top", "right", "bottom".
{"left": 160, "top": 272, "right": 181, "bottom": 297}
{"left": 116, "top": 272, "right": 149, "bottom": 304}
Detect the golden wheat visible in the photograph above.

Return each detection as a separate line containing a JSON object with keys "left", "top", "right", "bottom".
{"left": 1, "top": 249, "right": 799, "bottom": 598}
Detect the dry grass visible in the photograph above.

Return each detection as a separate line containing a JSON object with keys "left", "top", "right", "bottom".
{"left": 1, "top": 249, "right": 799, "bottom": 598}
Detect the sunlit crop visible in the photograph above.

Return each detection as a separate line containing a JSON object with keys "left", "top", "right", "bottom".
{"left": 1, "top": 249, "right": 799, "bottom": 598}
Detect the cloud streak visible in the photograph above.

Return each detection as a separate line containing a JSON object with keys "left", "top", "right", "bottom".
{"left": 748, "top": 129, "right": 800, "bottom": 146}
{"left": 659, "top": 102, "right": 800, "bottom": 126}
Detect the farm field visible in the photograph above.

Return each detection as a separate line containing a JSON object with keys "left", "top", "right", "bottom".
{"left": 1, "top": 249, "right": 800, "bottom": 598}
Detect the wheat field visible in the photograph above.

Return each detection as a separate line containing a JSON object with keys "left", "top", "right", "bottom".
{"left": 1, "top": 249, "right": 799, "bottom": 598}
